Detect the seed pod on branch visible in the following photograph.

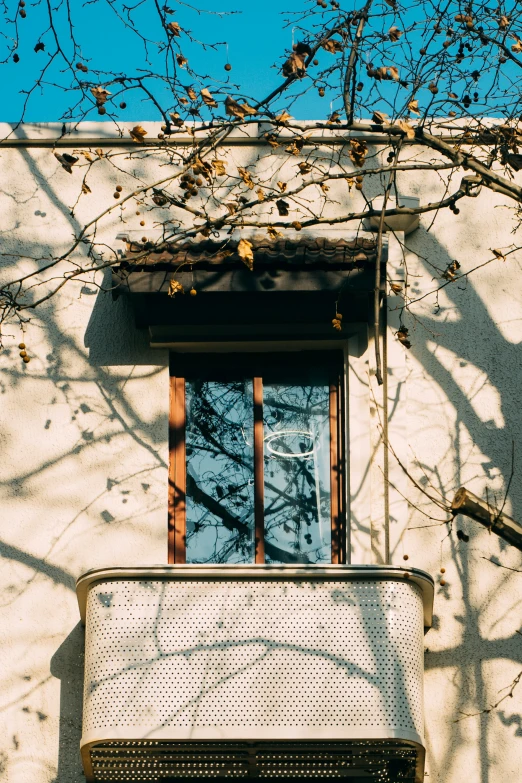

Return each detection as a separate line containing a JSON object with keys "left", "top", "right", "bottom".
{"left": 396, "top": 327, "right": 411, "bottom": 349}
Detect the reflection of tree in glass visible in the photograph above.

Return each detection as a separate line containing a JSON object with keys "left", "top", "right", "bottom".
{"left": 264, "top": 384, "right": 331, "bottom": 564}
{"left": 184, "top": 378, "right": 332, "bottom": 565}
{"left": 185, "top": 380, "right": 255, "bottom": 564}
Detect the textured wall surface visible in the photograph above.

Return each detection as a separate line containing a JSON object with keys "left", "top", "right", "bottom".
{"left": 0, "top": 122, "right": 521, "bottom": 783}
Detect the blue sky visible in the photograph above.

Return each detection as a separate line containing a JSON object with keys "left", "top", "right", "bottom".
{"left": 2, "top": 0, "right": 515, "bottom": 125}
{"left": 1, "top": 0, "right": 348, "bottom": 123}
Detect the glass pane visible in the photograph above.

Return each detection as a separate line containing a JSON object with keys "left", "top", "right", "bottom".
{"left": 185, "top": 379, "right": 255, "bottom": 563}
{"left": 263, "top": 378, "right": 331, "bottom": 564}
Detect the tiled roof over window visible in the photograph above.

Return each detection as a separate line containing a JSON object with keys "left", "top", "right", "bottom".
{"left": 121, "top": 235, "right": 378, "bottom": 269}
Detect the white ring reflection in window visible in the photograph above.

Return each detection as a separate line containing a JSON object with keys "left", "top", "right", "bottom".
{"left": 264, "top": 429, "right": 318, "bottom": 459}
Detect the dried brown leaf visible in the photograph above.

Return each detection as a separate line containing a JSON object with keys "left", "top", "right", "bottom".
{"left": 388, "top": 26, "right": 403, "bottom": 42}
{"left": 298, "top": 161, "right": 312, "bottom": 174}
{"left": 225, "top": 96, "right": 244, "bottom": 118}
{"left": 407, "top": 99, "right": 420, "bottom": 115}
{"left": 201, "top": 88, "right": 218, "bottom": 107}
{"left": 276, "top": 199, "right": 289, "bottom": 216}
{"left": 225, "top": 95, "right": 257, "bottom": 119}
{"left": 185, "top": 85, "right": 197, "bottom": 101}
{"left": 54, "top": 151, "right": 79, "bottom": 173}
{"left": 129, "top": 125, "right": 148, "bottom": 143}
{"left": 256, "top": 188, "right": 265, "bottom": 202}
{"left": 511, "top": 35, "right": 522, "bottom": 53}
{"left": 90, "top": 86, "right": 111, "bottom": 104}
{"left": 372, "top": 110, "right": 388, "bottom": 125}
{"left": 275, "top": 111, "right": 292, "bottom": 123}
{"left": 238, "top": 167, "right": 255, "bottom": 189}
{"left": 322, "top": 38, "right": 343, "bottom": 54}
{"left": 277, "top": 181, "right": 287, "bottom": 192}
{"left": 397, "top": 118, "right": 415, "bottom": 139}
{"left": 192, "top": 157, "right": 213, "bottom": 181}
{"left": 492, "top": 248, "right": 506, "bottom": 261}
{"left": 285, "top": 136, "right": 307, "bottom": 155}
{"left": 267, "top": 226, "right": 283, "bottom": 240}
{"left": 238, "top": 238, "right": 254, "bottom": 270}
{"left": 349, "top": 139, "right": 368, "bottom": 167}
{"left": 167, "top": 21, "right": 181, "bottom": 36}
{"left": 212, "top": 159, "right": 227, "bottom": 176}
{"left": 282, "top": 51, "right": 307, "bottom": 78}
{"left": 442, "top": 260, "right": 461, "bottom": 281}
{"left": 168, "top": 279, "right": 184, "bottom": 297}
{"left": 81, "top": 182, "right": 91, "bottom": 194}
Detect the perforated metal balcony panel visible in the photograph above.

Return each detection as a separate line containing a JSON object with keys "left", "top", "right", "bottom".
{"left": 76, "top": 565, "right": 433, "bottom": 783}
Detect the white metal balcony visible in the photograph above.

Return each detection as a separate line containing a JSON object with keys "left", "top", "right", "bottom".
{"left": 76, "top": 565, "right": 434, "bottom": 782}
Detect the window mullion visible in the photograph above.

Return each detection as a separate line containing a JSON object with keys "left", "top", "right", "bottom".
{"left": 168, "top": 375, "right": 186, "bottom": 564}
{"left": 253, "top": 376, "right": 265, "bottom": 564}
{"left": 330, "top": 373, "right": 344, "bottom": 564}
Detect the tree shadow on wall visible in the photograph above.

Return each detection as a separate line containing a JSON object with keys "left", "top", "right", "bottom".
{"left": 50, "top": 624, "right": 85, "bottom": 783}
{"left": 397, "top": 221, "right": 522, "bottom": 783}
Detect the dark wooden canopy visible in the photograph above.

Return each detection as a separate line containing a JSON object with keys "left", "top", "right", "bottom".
{"left": 112, "top": 234, "right": 384, "bottom": 339}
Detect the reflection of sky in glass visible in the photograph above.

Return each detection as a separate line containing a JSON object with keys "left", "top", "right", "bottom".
{"left": 263, "top": 383, "right": 331, "bottom": 564}
{"left": 185, "top": 380, "right": 254, "bottom": 564}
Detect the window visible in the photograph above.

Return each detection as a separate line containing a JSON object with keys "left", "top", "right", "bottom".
{"left": 169, "top": 352, "right": 345, "bottom": 564}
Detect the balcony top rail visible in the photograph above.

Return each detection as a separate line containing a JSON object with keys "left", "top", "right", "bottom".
{"left": 76, "top": 563, "right": 434, "bottom": 628}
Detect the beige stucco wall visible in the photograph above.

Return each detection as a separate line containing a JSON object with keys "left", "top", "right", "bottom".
{"left": 0, "top": 122, "right": 520, "bottom": 782}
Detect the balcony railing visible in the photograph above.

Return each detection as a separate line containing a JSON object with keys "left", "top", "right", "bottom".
{"left": 76, "top": 565, "right": 434, "bottom": 782}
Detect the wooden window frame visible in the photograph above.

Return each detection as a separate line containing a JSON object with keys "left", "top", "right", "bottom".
{"left": 168, "top": 352, "right": 345, "bottom": 565}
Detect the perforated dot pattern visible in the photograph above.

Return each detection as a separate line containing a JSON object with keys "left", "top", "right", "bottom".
{"left": 88, "top": 740, "right": 418, "bottom": 781}
{"left": 82, "top": 578, "right": 425, "bottom": 780}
